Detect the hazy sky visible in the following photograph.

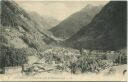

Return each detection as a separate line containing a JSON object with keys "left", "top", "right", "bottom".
{"left": 16, "top": 1, "right": 109, "bottom": 21}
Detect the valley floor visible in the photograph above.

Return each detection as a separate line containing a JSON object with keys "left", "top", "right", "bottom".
{"left": 0, "top": 64, "right": 127, "bottom": 81}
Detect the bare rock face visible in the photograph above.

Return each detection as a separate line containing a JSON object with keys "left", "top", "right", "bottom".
{"left": 50, "top": 5, "right": 103, "bottom": 39}
{"left": 65, "top": 1, "right": 127, "bottom": 50}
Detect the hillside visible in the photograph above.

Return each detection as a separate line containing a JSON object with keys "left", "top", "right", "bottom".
{"left": 0, "top": 0, "right": 53, "bottom": 67}
{"left": 50, "top": 5, "right": 103, "bottom": 39}
{"left": 1, "top": 0, "right": 52, "bottom": 49}
{"left": 65, "top": 1, "right": 127, "bottom": 50}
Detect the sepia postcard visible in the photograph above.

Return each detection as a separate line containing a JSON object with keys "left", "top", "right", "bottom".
{"left": 0, "top": 0, "right": 127, "bottom": 81}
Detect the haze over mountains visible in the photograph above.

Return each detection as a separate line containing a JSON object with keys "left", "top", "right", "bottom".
{"left": 29, "top": 12, "right": 59, "bottom": 30}
{"left": 50, "top": 5, "right": 104, "bottom": 39}
{"left": 65, "top": 1, "right": 127, "bottom": 50}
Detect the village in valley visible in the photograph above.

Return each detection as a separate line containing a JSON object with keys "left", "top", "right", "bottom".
{"left": 0, "top": 0, "right": 127, "bottom": 81}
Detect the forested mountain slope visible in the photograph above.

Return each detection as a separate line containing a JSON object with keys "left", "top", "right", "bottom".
{"left": 50, "top": 5, "right": 103, "bottom": 39}
{"left": 65, "top": 1, "right": 127, "bottom": 50}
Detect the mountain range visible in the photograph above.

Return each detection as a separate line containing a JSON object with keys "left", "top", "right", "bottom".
{"left": 0, "top": 0, "right": 127, "bottom": 72}
{"left": 50, "top": 4, "right": 104, "bottom": 39}
{"left": 64, "top": 1, "right": 127, "bottom": 50}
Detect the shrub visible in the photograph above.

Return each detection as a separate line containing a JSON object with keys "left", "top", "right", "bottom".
{"left": 0, "top": 47, "right": 28, "bottom": 68}
{"left": 70, "top": 53, "right": 113, "bottom": 74}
